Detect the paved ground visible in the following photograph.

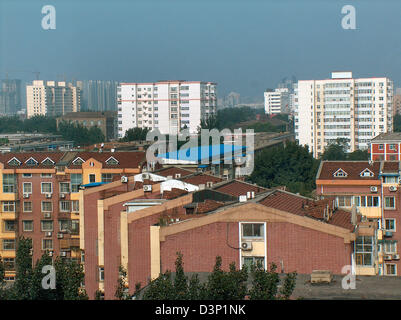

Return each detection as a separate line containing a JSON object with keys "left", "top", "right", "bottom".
{"left": 292, "top": 274, "right": 401, "bottom": 300}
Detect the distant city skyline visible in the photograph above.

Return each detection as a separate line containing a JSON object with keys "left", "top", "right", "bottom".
{"left": 1, "top": 0, "right": 401, "bottom": 99}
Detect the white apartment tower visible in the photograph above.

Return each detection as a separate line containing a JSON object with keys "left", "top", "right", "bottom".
{"left": 117, "top": 81, "right": 217, "bottom": 137}
{"left": 294, "top": 72, "right": 393, "bottom": 158}
{"left": 26, "top": 80, "right": 80, "bottom": 118}
{"left": 264, "top": 88, "right": 290, "bottom": 114}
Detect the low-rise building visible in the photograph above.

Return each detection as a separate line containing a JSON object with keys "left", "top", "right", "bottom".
{"left": 370, "top": 132, "right": 401, "bottom": 161}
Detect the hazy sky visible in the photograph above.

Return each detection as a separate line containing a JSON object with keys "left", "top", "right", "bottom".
{"left": 1, "top": 0, "right": 401, "bottom": 98}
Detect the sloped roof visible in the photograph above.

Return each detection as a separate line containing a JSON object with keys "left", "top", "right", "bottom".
{"left": 317, "top": 161, "right": 380, "bottom": 181}
{"left": 214, "top": 180, "right": 268, "bottom": 197}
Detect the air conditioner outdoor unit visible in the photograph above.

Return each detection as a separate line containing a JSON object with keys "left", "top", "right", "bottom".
{"left": 175, "top": 173, "right": 181, "bottom": 179}
{"left": 60, "top": 193, "right": 66, "bottom": 198}
{"left": 143, "top": 185, "right": 152, "bottom": 192}
{"left": 57, "top": 233, "right": 64, "bottom": 239}
{"left": 393, "top": 254, "right": 400, "bottom": 260}
{"left": 370, "top": 186, "right": 378, "bottom": 192}
{"left": 23, "top": 193, "right": 30, "bottom": 198}
{"left": 48, "top": 251, "right": 53, "bottom": 257}
{"left": 384, "top": 255, "right": 392, "bottom": 260}
{"left": 121, "top": 176, "right": 128, "bottom": 183}
{"left": 384, "top": 231, "right": 393, "bottom": 237}
{"left": 45, "top": 231, "right": 52, "bottom": 237}
{"left": 60, "top": 251, "right": 67, "bottom": 257}
{"left": 241, "top": 241, "right": 252, "bottom": 251}
{"left": 389, "top": 186, "right": 397, "bottom": 192}
{"left": 29, "top": 249, "right": 33, "bottom": 256}
{"left": 142, "top": 173, "right": 149, "bottom": 180}
{"left": 43, "top": 212, "right": 51, "bottom": 219}
{"left": 46, "top": 193, "right": 52, "bottom": 198}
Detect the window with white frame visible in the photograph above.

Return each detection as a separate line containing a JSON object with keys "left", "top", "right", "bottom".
{"left": 99, "top": 267, "right": 104, "bottom": 281}
{"left": 71, "top": 174, "right": 82, "bottom": 193}
{"left": 41, "top": 220, "right": 53, "bottom": 231}
{"left": 71, "top": 220, "right": 79, "bottom": 234}
{"left": 336, "top": 196, "right": 352, "bottom": 207}
{"left": 41, "top": 182, "right": 52, "bottom": 194}
{"left": 59, "top": 182, "right": 70, "bottom": 193}
{"left": 385, "top": 219, "right": 396, "bottom": 231}
{"left": 4, "top": 220, "right": 16, "bottom": 232}
{"left": 59, "top": 201, "right": 70, "bottom": 212}
{"left": 242, "top": 256, "right": 265, "bottom": 269}
{"left": 242, "top": 223, "right": 264, "bottom": 239}
{"left": 384, "top": 241, "right": 397, "bottom": 254}
{"left": 59, "top": 220, "right": 70, "bottom": 232}
{"left": 355, "top": 236, "right": 374, "bottom": 266}
{"left": 385, "top": 263, "right": 397, "bottom": 276}
{"left": 71, "top": 200, "right": 79, "bottom": 212}
{"left": 2, "top": 174, "right": 16, "bottom": 193}
{"left": 22, "top": 173, "right": 32, "bottom": 178}
{"left": 23, "top": 201, "right": 32, "bottom": 212}
{"left": 354, "top": 196, "right": 380, "bottom": 207}
{"left": 23, "top": 182, "right": 32, "bottom": 194}
{"left": 385, "top": 197, "right": 396, "bottom": 209}
{"left": 2, "top": 201, "right": 15, "bottom": 212}
{"left": 42, "top": 239, "right": 53, "bottom": 250}
{"left": 41, "top": 173, "right": 52, "bottom": 178}
{"left": 41, "top": 201, "right": 52, "bottom": 212}
{"left": 384, "top": 176, "right": 398, "bottom": 183}
{"left": 2, "top": 239, "right": 15, "bottom": 250}
{"left": 23, "top": 220, "right": 33, "bottom": 232}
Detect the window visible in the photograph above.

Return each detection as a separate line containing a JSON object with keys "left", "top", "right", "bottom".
{"left": 389, "top": 144, "right": 397, "bottom": 151}
{"left": 25, "top": 157, "right": 38, "bottom": 166}
{"left": 23, "top": 201, "right": 32, "bottom": 212}
{"left": 41, "top": 220, "right": 53, "bottom": 231}
{"left": 59, "top": 220, "right": 70, "bottom": 232}
{"left": 99, "top": 267, "right": 104, "bottom": 281}
{"left": 41, "top": 173, "right": 52, "bottom": 178}
{"left": 242, "top": 223, "right": 264, "bottom": 238}
{"left": 3, "top": 174, "right": 16, "bottom": 193}
{"left": 101, "top": 173, "right": 114, "bottom": 183}
{"left": 71, "top": 200, "right": 79, "bottom": 212}
{"left": 23, "top": 182, "right": 32, "bottom": 194}
{"left": 105, "top": 157, "right": 119, "bottom": 165}
{"left": 60, "top": 182, "right": 70, "bottom": 193}
{"left": 71, "top": 220, "right": 79, "bottom": 234}
{"left": 355, "top": 236, "right": 373, "bottom": 266}
{"left": 384, "top": 241, "right": 397, "bottom": 254}
{"left": 3, "top": 201, "right": 15, "bottom": 212}
{"left": 41, "top": 201, "right": 52, "bottom": 212}
{"left": 3, "top": 239, "right": 15, "bottom": 250}
{"left": 42, "top": 239, "right": 53, "bottom": 250}
{"left": 378, "top": 144, "right": 384, "bottom": 150}
{"left": 242, "top": 257, "right": 265, "bottom": 269}
{"left": 3, "top": 258, "right": 15, "bottom": 271}
{"left": 7, "top": 157, "right": 21, "bottom": 166}
{"left": 23, "top": 220, "right": 33, "bottom": 232}
{"left": 385, "top": 219, "right": 396, "bottom": 231}
{"left": 22, "top": 173, "right": 32, "bottom": 178}
{"left": 72, "top": 157, "right": 84, "bottom": 166}
{"left": 333, "top": 169, "right": 347, "bottom": 177}
{"left": 71, "top": 174, "right": 82, "bottom": 192}
{"left": 337, "top": 196, "right": 352, "bottom": 207}
{"left": 4, "top": 220, "right": 16, "bottom": 232}
{"left": 41, "top": 158, "right": 54, "bottom": 166}
{"left": 386, "top": 264, "right": 397, "bottom": 276}
{"left": 384, "top": 176, "right": 398, "bottom": 183}
{"left": 360, "top": 169, "right": 374, "bottom": 177}
{"left": 385, "top": 197, "right": 396, "bottom": 209}
{"left": 41, "top": 182, "right": 52, "bottom": 194}
{"left": 60, "top": 201, "right": 70, "bottom": 212}
{"left": 89, "top": 174, "right": 96, "bottom": 183}
{"left": 356, "top": 196, "right": 380, "bottom": 207}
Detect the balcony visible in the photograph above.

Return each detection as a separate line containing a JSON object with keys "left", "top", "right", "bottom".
{"left": 60, "top": 238, "right": 80, "bottom": 250}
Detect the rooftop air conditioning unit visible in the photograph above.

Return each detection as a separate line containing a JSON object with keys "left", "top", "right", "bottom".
{"left": 241, "top": 241, "right": 252, "bottom": 251}
{"left": 239, "top": 195, "right": 247, "bottom": 202}
{"left": 121, "top": 176, "right": 128, "bottom": 183}
{"left": 46, "top": 193, "right": 52, "bottom": 198}
{"left": 23, "top": 193, "right": 30, "bottom": 198}
{"left": 143, "top": 185, "right": 152, "bottom": 192}
{"left": 45, "top": 231, "right": 52, "bottom": 237}
{"left": 60, "top": 251, "right": 67, "bottom": 257}
{"left": 389, "top": 186, "right": 397, "bottom": 192}
{"left": 370, "top": 186, "right": 378, "bottom": 193}
{"left": 44, "top": 212, "right": 51, "bottom": 219}
{"left": 393, "top": 254, "right": 400, "bottom": 260}
{"left": 57, "top": 233, "right": 64, "bottom": 239}
{"left": 175, "top": 173, "right": 181, "bottom": 179}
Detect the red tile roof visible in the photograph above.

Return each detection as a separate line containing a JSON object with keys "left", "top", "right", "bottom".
{"left": 382, "top": 161, "right": 399, "bottom": 173}
{"left": 180, "top": 173, "right": 223, "bottom": 186}
{"left": 317, "top": 161, "right": 380, "bottom": 181}
{"left": 196, "top": 199, "right": 225, "bottom": 214}
{"left": 259, "top": 190, "right": 356, "bottom": 231}
{"left": 0, "top": 152, "right": 64, "bottom": 169}
{"left": 73, "top": 152, "right": 146, "bottom": 168}
{"left": 162, "top": 188, "right": 188, "bottom": 200}
{"left": 155, "top": 167, "right": 194, "bottom": 178}
{"left": 214, "top": 180, "right": 268, "bottom": 197}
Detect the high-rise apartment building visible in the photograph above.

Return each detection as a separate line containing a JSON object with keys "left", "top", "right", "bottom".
{"left": 26, "top": 81, "right": 81, "bottom": 118}
{"left": 117, "top": 81, "right": 217, "bottom": 137}
{"left": 0, "top": 79, "right": 22, "bottom": 115}
{"left": 294, "top": 72, "right": 393, "bottom": 158}
{"left": 76, "top": 80, "right": 119, "bottom": 112}
{"left": 264, "top": 88, "right": 290, "bottom": 114}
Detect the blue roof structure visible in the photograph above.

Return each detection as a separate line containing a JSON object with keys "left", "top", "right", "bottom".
{"left": 81, "top": 182, "right": 109, "bottom": 188}
{"left": 157, "top": 144, "right": 248, "bottom": 164}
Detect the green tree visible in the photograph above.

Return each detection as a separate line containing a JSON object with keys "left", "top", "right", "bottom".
{"left": 321, "top": 138, "right": 348, "bottom": 160}
{"left": 115, "top": 265, "right": 131, "bottom": 300}
{"left": 347, "top": 149, "right": 369, "bottom": 161}
{"left": 173, "top": 252, "right": 189, "bottom": 300}
{"left": 249, "top": 141, "right": 319, "bottom": 196}
{"left": 142, "top": 270, "right": 175, "bottom": 300}
{"left": 120, "top": 127, "right": 150, "bottom": 142}
{"left": 54, "top": 257, "right": 88, "bottom": 300}
{"left": 248, "top": 262, "right": 297, "bottom": 300}
{"left": 30, "top": 251, "right": 56, "bottom": 300}
{"left": 14, "top": 237, "right": 33, "bottom": 300}
{"left": 394, "top": 113, "right": 401, "bottom": 132}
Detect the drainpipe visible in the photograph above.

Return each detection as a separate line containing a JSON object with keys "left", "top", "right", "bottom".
{"left": 380, "top": 175, "right": 385, "bottom": 274}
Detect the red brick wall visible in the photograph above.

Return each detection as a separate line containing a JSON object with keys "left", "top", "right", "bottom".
{"left": 160, "top": 222, "right": 240, "bottom": 274}
{"left": 266, "top": 222, "right": 352, "bottom": 274}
